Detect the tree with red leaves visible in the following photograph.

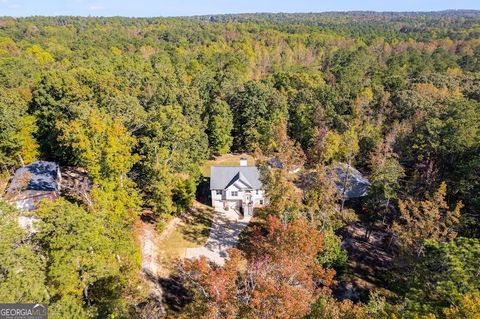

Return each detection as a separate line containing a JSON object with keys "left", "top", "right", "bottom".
{"left": 177, "top": 216, "right": 335, "bottom": 319}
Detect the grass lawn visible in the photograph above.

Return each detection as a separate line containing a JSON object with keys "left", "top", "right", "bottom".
{"left": 201, "top": 153, "right": 256, "bottom": 177}
{"left": 157, "top": 202, "right": 214, "bottom": 272}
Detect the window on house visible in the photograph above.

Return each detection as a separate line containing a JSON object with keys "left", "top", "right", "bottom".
{"left": 216, "top": 190, "right": 222, "bottom": 195}
{"left": 231, "top": 191, "right": 238, "bottom": 197}
{"left": 259, "top": 199, "right": 264, "bottom": 205}
{"left": 256, "top": 189, "right": 259, "bottom": 195}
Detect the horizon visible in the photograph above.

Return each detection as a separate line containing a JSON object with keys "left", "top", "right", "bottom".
{"left": 1, "top": 0, "right": 479, "bottom": 18}
{"left": 2, "top": 9, "right": 480, "bottom": 19}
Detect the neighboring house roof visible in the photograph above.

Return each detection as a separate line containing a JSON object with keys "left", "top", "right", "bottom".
{"left": 333, "top": 163, "right": 370, "bottom": 199}
{"left": 6, "top": 161, "right": 60, "bottom": 196}
{"left": 267, "top": 157, "right": 302, "bottom": 173}
{"left": 210, "top": 166, "right": 262, "bottom": 190}
{"left": 267, "top": 157, "right": 284, "bottom": 169}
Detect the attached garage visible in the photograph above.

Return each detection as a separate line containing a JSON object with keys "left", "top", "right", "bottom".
{"left": 225, "top": 200, "right": 241, "bottom": 211}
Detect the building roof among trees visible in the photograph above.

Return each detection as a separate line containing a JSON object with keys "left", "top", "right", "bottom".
{"left": 210, "top": 166, "right": 262, "bottom": 190}
{"left": 6, "top": 161, "right": 60, "bottom": 194}
{"left": 332, "top": 163, "right": 370, "bottom": 199}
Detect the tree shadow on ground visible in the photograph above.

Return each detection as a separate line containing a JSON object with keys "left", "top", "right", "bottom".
{"left": 140, "top": 211, "right": 156, "bottom": 224}
{"left": 335, "top": 222, "right": 397, "bottom": 302}
{"left": 158, "top": 275, "right": 191, "bottom": 313}
{"left": 136, "top": 270, "right": 166, "bottom": 318}
{"left": 141, "top": 268, "right": 192, "bottom": 316}
{"left": 180, "top": 206, "right": 214, "bottom": 245}
{"left": 196, "top": 176, "right": 210, "bottom": 206}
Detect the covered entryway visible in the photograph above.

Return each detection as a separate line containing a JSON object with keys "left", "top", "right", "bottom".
{"left": 242, "top": 194, "right": 253, "bottom": 217}
{"left": 223, "top": 200, "right": 242, "bottom": 216}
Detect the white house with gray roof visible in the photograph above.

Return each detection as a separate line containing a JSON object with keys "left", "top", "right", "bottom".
{"left": 210, "top": 158, "right": 265, "bottom": 216}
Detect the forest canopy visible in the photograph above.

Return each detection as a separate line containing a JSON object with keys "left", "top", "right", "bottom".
{"left": 0, "top": 11, "right": 479, "bottom": 319}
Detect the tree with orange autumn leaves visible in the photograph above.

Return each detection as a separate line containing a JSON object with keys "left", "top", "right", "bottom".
{"left": 177, "top": 215, "right": 335, "bottom": 319}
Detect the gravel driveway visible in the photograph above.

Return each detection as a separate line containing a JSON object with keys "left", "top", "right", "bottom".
{"left": 185, "top": 207, "right": 251, "bottom": 265}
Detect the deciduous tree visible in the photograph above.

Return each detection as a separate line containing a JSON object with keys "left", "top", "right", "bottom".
{"left": 179, "top": 216, "right": 334, "bottom": 319}
{"left": 404, "top": 238, "right": 480, "bottom": 317}
{"left": 207, "top": 100, "right": 233, "bottom": 155}
{"left": 393, "top": 182, "right": 462, "bottom": 257}
{"left": 0, "top": 201, "right": 47, "bottom": 303}
{"left": 0, "top": 91, "right": 39, "bottom": 167}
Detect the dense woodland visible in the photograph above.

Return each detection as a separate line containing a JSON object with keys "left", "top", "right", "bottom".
{"left": 0, "top": 11, "right": 479, "bottom": 318}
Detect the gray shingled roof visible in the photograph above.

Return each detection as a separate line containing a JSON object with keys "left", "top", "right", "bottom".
{"left": 332, "top": 163, "right": 370, "bottom": 199}
{"left": 6, "top": 161, "right": 60, "bottom": 193}
{"left": 210, "top": 166, "right": 262, "bottom": 190}
{"left": 224, "top": 172, "right": 254, "bottom": 189}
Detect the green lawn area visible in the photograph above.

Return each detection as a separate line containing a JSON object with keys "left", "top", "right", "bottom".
{"left": 201, "top": 153, "right": 256, "bottom": 177}
{"left": 158, "top": 202, "right": 214, "bottom": 271}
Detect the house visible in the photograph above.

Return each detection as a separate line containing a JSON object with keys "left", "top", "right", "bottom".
{"left": 332, "top": 163, "right": 370, "bottom": 199}
{"left": 296, "top": 162, "right": 370, "bottom": 200}
{"left": 267, "top": 157, "right": 302, "bottom": 174}
{"left": 4, "top": 161, "right": 61, "bottom": 211}
{"left": 210, "top": 158, "right": 266, "bottom": 216}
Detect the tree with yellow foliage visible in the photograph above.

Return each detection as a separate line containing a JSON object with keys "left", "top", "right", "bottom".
{"left": 393, "top": 182, "right": 462, "bottom": 257}
{"left": 0, "top": 90, "right": 39, "bottom": 168}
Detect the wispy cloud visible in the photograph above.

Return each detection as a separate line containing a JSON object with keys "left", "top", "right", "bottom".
{"left": 89, "top": 5, "right": 105, "bottom": 11}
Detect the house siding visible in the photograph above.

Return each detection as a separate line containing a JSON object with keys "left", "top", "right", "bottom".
{"left": 211, "top": 188, "right": 266, "bottom": 211}
{"left": 210, "top": 164, "right": 266, "bottom": 216}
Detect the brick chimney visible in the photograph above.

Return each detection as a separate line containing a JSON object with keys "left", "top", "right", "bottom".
{"left": 240, "top": 157, "right": 247, "bottom": 166}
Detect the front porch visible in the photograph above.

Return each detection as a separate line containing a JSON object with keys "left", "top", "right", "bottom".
{"left": 218, "top": 196, "right": 254, "bottom": 218}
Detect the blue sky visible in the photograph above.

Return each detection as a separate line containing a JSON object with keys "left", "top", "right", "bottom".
{"left": 1, "top": 0, "right": 479, "bottom": 17}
